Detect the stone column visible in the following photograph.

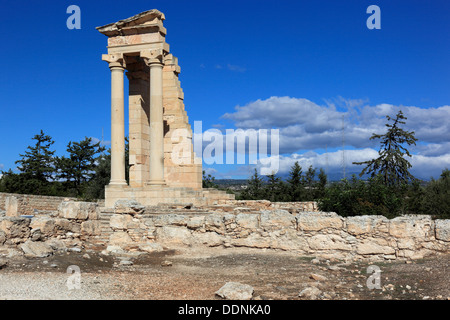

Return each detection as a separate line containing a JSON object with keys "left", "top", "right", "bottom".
{"left": 142, "top": 49, "right": 165, "bottom": 185}
{"left": 103, "top": 54, "right": 127, "bottom": 186}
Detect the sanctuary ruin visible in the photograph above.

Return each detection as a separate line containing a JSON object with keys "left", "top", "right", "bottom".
{"left": 97, "top": 10, "right": 233, "bottom": 207}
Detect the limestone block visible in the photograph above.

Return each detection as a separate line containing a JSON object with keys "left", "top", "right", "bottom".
{"left": 155, "top": 226, "right": 192, "bottom": 245}
{"left": 81, "top": 221, "right": 102, "bottom": 236}
{"left": 187, "top": 216, "right": 205, "bottom": 229}
{"left": 58, "top": 201, "right": 97, "bottom": 220}
{"left": 5, "top": 196, "right": 19, "bottom": 217}
{"left": 231, "top": 233, "right": 272, "bottom": 249}
{"left": 396, "top": 238, "right": 417, "bottom": 250}
{"left": 191, "top": 232, "right": 224, "bottom": 247}
{"left": 235, "top": 213, "right": 259, "bottom": 230}
{"left": 389, "top": 215, "right": 434, "bottom": 239}
{"left": 435, "top": 220, "right": 450, "bottom": 242}
{"left": 0, "top": 217, "right": 30, "bottom": 239}
{"left": 297, "top": 212, "right": 344, "bottom": 231}
{"left": 138, "top": 242, "right": 164, "bottom": 253}
{"left": 204, "top": 213, "right": 226, "bottom": 234}
{"left": 20, "top": 240, "right": 54, "bottom": 257}
{"left": 110, "top": 214, "right": 133, "bottom": 230}
{"left": 356, "top": 238, "right": 396, "bottom": 255}
{"left": 215, "top": 282, "right": 254, "bottom": 300}
{"left": 152, "top": 214, "right": 189, "bottom": 227}
{"left": 109, "top": 231, "right": 133, "bottom": 246}
{"left": 114, "top": 199, "right": 145, "bottom": 215}
{"left": 260, "top": 209, "right": 295, "bottom": 230}
{"left": 307, "top": 234, "right": 352, "bottom": 251}
{"left": 346, "top": 215, "right": 388, "bottom": 235}
{"left": 273, "top": 229, "right": 309, "bottom": 251}
{"left": 30, "top": 216, "right": 56, "bottom": 236}
{"left": 54, "top": 218, "right": 80, "bottom": 234}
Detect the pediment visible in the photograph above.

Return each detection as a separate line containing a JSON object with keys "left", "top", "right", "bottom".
{"left": 96, "top": 9, "right": 166, "bottom": 37}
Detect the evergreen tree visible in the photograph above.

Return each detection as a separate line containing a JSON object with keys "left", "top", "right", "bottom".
{"left": 56, "top": 137, "right": 105, "bottom": 196}
{"left": 423, "top": 169, "right": 450, "bottom": 218}
{"left": 11, "top": 130, "right": 57, "bottom": 194}
{"left": 84, "top": 152, "right": 111, "bottom": 200}
{"left": 242, "top": 168, "right": 265, "bottom": 200}
{"left": 304, "top": 165, "right": 316, "bottom": 200}
{"left": 265, "top": 172, "right": 284, "bottom": 202}
{"left": 287, "top": 161, "right": 304, "bottom": 201}
{"left": 353, "top": 110, "right": 417, "bottom": 187}
{"left": 202, "top": 170, "right": 218, "bottom": 188}
{"left": 16, "top": 130, "right": 56, "bottom": 182}
{"left": 315, "top": 168, "right": 328, "bottom": 199}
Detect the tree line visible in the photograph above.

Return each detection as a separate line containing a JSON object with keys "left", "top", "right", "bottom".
{"left": 209, "top": 111, "right": 450, "bottom": 219}
{"left": 0, "top": 130, "right": 122, "bottom": 200}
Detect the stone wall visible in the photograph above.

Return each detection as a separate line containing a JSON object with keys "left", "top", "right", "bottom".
{"left": 0, "top": 192, "right": 77, "bottom": 216}
{"left": 107, "top": 207, "right": 450, "bottom": 262}
{"left": 0, "top": 201, "right": 102, "bottom": 252}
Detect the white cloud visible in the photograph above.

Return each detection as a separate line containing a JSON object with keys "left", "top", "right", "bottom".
{"left": 220, "top": 96, "right": 450, "bottom": 179}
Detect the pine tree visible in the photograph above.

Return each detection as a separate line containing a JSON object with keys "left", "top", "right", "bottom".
{"left": 16, "top": 130, "right": 56, "bottom": 182}
{"left": 287, "top": 161, "right": 304, "bottom": 201}
{"left": 353, "top": 110, "right": 417, "bottom": 187}
{"left": 265, "top": 172, "right": 283, "bottom": 202}
{"left": 56, "top": 137, "right": 105, "bottom": 196}
{"left": 315, "top": 168, "right": 328, "bottom": 199}
{"left": 242, "top": 168, "right": 265, "bottom": 200}
{"left": 304, "top": 165, "right": 316, "bottom": 200}
{"left": 202, "top": 170, "right": 218, "bottom": 188}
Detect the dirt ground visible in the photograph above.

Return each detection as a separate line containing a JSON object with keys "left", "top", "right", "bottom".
{"left": 0, "top": 246, "right": 448, "bottom": 300}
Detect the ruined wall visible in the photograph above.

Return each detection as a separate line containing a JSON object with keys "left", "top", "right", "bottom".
{"left": 0, "top": 193, "right": 77, "bottom": 216}
{"left": 107, "top": 208, "right": 450, "bottom": 262}
{"left": 0, "top": 201, "right": 103, "bottom": 251}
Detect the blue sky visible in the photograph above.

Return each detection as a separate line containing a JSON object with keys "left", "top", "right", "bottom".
{"left": 0, "top": 0, "right": 449, "bottom": 180}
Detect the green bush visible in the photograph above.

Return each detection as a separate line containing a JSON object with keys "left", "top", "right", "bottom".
{"left": 318, "top": 175, "right": 404, "bottom": 218}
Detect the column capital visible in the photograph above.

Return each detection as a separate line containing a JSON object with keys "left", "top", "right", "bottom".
{"left": 102, "top": 53, "right": 126, "bottom": 69}
{"left": 141, "top": 49, "right": 164, "bottom": 66}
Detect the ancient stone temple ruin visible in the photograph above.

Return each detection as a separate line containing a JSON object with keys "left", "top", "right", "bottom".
{"left": 97, "top": 10, "right": 233, "bottom": 207}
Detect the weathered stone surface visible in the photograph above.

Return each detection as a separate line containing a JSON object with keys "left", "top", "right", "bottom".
{"left": 389, "top": 216, "right": 434, "bottom": 239}
{"left": 187, "top": 216, "right": 205, "bottom": 229}
{"left": 114, "top": 199, "right": 145, "bottom": 215}
{"left": 155, "top": 226, "right": 192, "bottom": 245}
{"left": 20, "top": 240, "right": 54, "bottom": 257}
{"left": 298, "top": 287, "right": 322, "bottom": 299}
{"left": 45, "top": 239, "right": 67, "bottom": 252}
{"left": 215, "top": 282, "right": 254, "bottom": 300}
{"left": 0, "top": 217, "right": 30, "bottom": 239}
{"left": 204, "top": 213, "right": 225, "bottom": 234}
{"left": 58, "top": 201, "right": 97, "bottom": 220}
{"left": 30, "top": 228, "right": 42, "bottom": 241}
{"left": 356, "top": 238, "right": 396, "bottom": 255}
{"left": 110, "top": 214, "right": 133, "bottom": 230}
{"left": 435, "top": 220, "right": 450, "bottom": 242}
{"left": 138, "top": 242, "right": 164, "bottom": 253}
{"left": 5, "top": 196, "right": 19, "bottom": 217}
{"left": 235, "top": 213, "right": 259, "bottom": 230}
{"left": 297, "top": 212, "right": 343, "bottom": 231}
{"left": 310, "top": 273, "right": 328, "bottom": 281}
{"left": 30, "top": 216, "right": 55, "bottom": 236}
{"left": 231, "top": 233, "right": 272, "bottom": 249}
{"left": 307, "top": 234, "right": 352, "bottom": 251}
{"left": 109, "top": 231, "right": 133, "bottom": 246}
{"left": 260, "top": 210, "right": 295, "bottom": 230}
{"left": 0, "top": 230, "right": 6, "bottom": 245}
{"left": 192, "top": 232, "right": 224, "bottom": 247}
{"left": 346, "top": 216, "right": 388, "bottom": 235}
{"left": 81, "top": 220, "right": 101, "bottom": 236}
{"left": 152, "top": 214, "right": 188, "bottom": 227}
{"left": 54, "top": 218, "right": 80, "bottom": 233}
